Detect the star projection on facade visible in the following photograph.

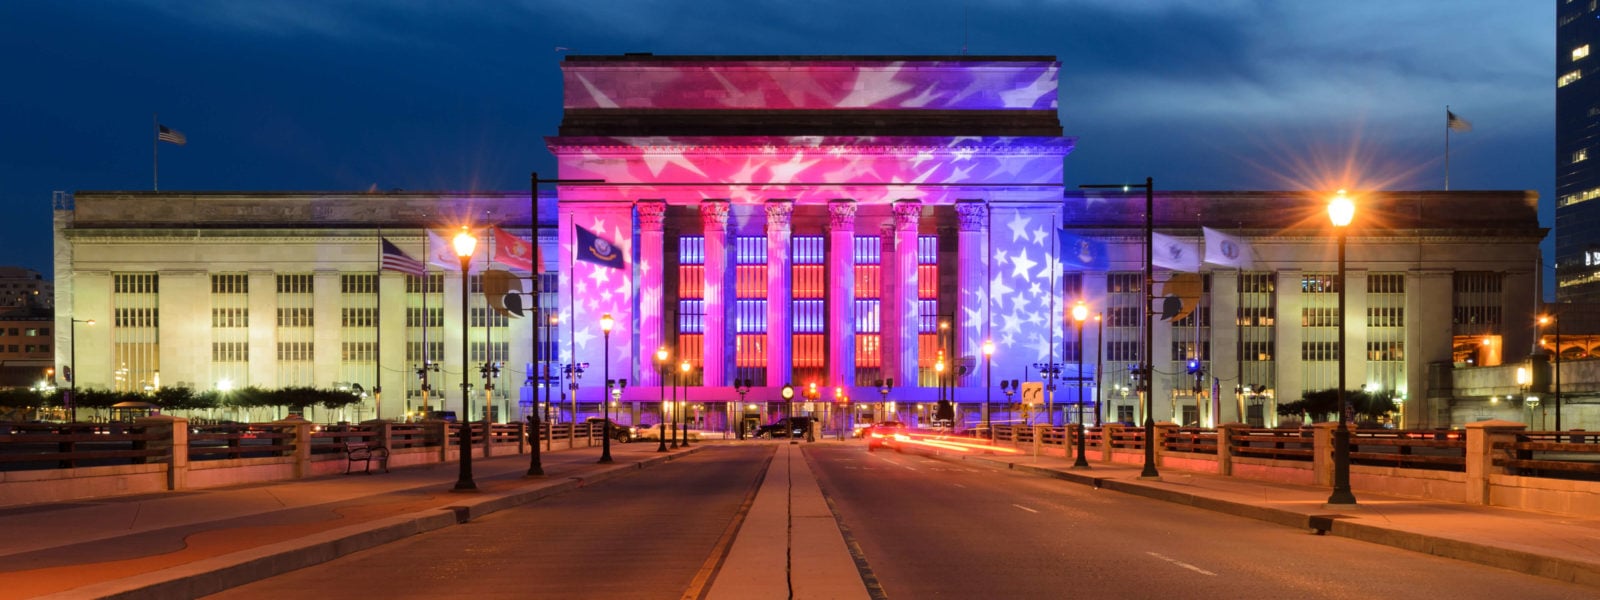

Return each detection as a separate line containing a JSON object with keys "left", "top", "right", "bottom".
{"left": 1009, "top": 248, "right": 1038, "bottom": 279}
{"left": 1006, "top": 212, "right": 1032, "bottom": 243}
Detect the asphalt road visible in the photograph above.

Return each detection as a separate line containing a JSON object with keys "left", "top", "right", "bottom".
{"left": 808, "top": 444, "right": 1598, "bottom": 600}
{"left": 205, "top": 445, "right": 774, "bottom": 600}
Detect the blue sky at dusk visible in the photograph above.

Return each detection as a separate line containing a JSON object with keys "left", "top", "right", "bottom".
{"left": 0, "top": 1, "right": 1555, "bottom": 294}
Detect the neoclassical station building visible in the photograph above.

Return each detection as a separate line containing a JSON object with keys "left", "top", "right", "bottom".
{"left": 52, "top": 55, "right": 1545, "bottom": 429}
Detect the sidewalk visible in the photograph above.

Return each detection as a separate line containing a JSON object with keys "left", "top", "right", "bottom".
{"left": 0, "top": 442, "right": 706, "bottom": 599}
{"left": 929, "top": 448, "right": 1600, "bottom": 587}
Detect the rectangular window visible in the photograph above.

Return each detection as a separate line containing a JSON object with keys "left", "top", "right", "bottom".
{"left": 792, "top": 236, "right": 825, "bottom": 377}
{"left": 1576, "top": 44, "right": 1591, "bottom": 61}
{"left": 341, "top": 273, "right": 378, "bottom": 393}
{"left": 1367, "top": 273, "right": 1406, "bottom": 395}
{"left": 1300, "top": 272, "right": 1337, "bottom": 392}
{"left": 735, "top": 236, "right": 769, "bottom": 383}
{"left": 854, "top": 236, "right": 881, "bottom": 383}
{"left": 1577, "top": 148, "right": 1589, "bottom": 164}
{"left": 276, "top": 274, "right": 315, "bottom": 387}
{"left": 1560, "top": 69, "right": 1582, "bottom": 88}
{"left": 1237, "top": 272, "right": 1276, "bottom": 397}
{"left": 210, "top": 273, "right": 249, "bottom": 387}
{"left": 113, "top": 273, "right": 159, "bottom": 393}
{"left": 1452, "top": 272, "right": 1503, "bottom": 335}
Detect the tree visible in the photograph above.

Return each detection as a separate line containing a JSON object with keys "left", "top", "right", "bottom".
{"left": 1278, "top": 388, "right": 1400, "bottom": 424}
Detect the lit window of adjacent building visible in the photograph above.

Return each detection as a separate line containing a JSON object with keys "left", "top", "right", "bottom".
{"left": 1559, "top": 186, "right": 1600, "bottom": 207}
{"left": 1560, "top": 70, "right": 1583, "bottom": 88}
{"left": 1577, "top": 148, "right": 1590, "bottom": 164}
{"left": 1576, "top": 45, "right": 1592, "bottom": 61}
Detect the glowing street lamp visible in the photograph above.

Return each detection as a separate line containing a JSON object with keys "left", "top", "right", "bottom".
{"left": 1539, "top": 314, "right": 1563, "bottom": 437}
{"left": 452, "top": 227, "right": 477, "bottom": 492}
{"left": 679, "top": 359, "right": 692, "bottom": 447}
{"left": 599, "top": 312, "right": 615, "bottom": 464}
{"left": 1327, "top": 189, "right": 1356, "bottom": 506}
{"left": 1071, "top": 300, "right": 1091, "bottom": 468}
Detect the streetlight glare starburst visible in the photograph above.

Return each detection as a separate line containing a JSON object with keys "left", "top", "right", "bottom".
{"left": 1329, "top": 189, "right": 1355, "bottom": 227}
{"left": 453, "top": 226, "right": 477, "bottom": 258}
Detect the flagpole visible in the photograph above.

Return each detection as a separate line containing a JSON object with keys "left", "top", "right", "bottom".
{"left": 375, "top": 229, "right": 383, "bottom": 421}
{"left": 153, "top": 114, "right": 159, "bottom": 191}
{"left": 568, "top": 219, "right": 577, "bottom": 435}
{"left": 1049, "top": 213, "right": 1057, "bottom": 426}
{"left": 421, "top": 236, "right": 431, "bottom": 414}
{"left": 1445, "top": 105, "right": 1451, "bottom": 191}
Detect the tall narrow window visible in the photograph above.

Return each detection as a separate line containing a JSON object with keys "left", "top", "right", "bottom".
{"left": 792, "top": 236, "right": 825, "bottom": 383}
{"left": 211, "top": 273, "right": 249, "bottom": 390}
{"left": 341, "top": 274, "right": 378, "bottom": 395}
{"left": 1299, "top": 273, "right": 1339, "bottom": 394}
{"left": 853, "top": 236, "right": 881, "bottom": 385}
{"left": 1367, "top": 273, "right": 1405, "bottom": 397}
{"left": 917, "top": 235, "right": 941, "bottom": 387}
{"left": 113, "top": 273, "right": 159, "bottom": 393}
{"left": 276, "top": 274, "right": 315, "bottom": 387}
{"left": 1237, "top": 272, "right": 1277, "bottom": 425}
{"left": 677, "top": 236, "right": 705, "bottom": 385}
{"left": 1167, "top": 274, "right": 1210, "bottom": 399}
{"left": 735, "top": 236, "right": 769, "bottom": 385}
{"left": 406, "top": 273, "right": 444, "bottom": 401}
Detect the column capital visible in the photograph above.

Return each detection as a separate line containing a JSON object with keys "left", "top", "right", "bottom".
{"left": 893, "top": 200, "right": 922, "bottom": 231}
{"left": 955, "top": 201, "right": 988, "bottom": 232}
{"left": 637, "top": 201, "right": 667, "bottom": 231}
{"left": 828, "top": 200, "right": 857, "bottom": 231}
{"left": 700, "top": 201, "right": 730, "bottom": 229}
{"left": 765, "top": 200, "right": 794, "bottom": 232}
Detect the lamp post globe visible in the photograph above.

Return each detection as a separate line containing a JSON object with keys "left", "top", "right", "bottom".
{"left": 598, "top": 313, "right": 615, "bottom": 464}
{"left": 452, "top": 227, "right": 477, "bottom": 492}
{"left": 982, "top": 340, "right": 995, "bottom": 441}
{"left": 1327, "top": 190, "right": 1357, "bottom": 505}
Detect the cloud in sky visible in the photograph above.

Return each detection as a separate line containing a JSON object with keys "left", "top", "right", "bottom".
{"left": 0, "top": 0, "right": 1556, "bottom": 290}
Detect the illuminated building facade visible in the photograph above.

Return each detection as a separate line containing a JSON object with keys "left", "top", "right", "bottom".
{"left": 49, "top": 55, "right": 1545, "bottom": 429}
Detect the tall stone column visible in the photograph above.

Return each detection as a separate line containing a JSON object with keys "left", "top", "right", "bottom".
{"left": 701, "top": 201, "right": 730, "bottom": 388}
{"left": 766, "top": 201, "right": 794, "bottom": 387}
{"left": 893, "top": 201, "right": 922, "bottom": 389}
{"left": 955, "top": 201, "right": 989, "bottom": 388}
{"left": 879, "top": 222, "right": 901, "bottom": 387}
{"left": 828, "top": 200, "right": 858, "bottom": 387}
{"left": 637, "top": 201, "right": 667, "bottom": 387}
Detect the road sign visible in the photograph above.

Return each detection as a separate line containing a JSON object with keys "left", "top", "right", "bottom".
{"left": 1021, "top": 382, "right": 1044, "bottom": 404}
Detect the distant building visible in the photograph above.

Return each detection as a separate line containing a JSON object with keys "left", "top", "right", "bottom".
{"left": 0, "top": 306, "right": 53, "bottom": 389}
{"left": 0, "top": 267, "right": 52, "bottom": 312}
{"left": 50, "top": 55, "right": 1547, "bottom": 431}
{"left": 1558, "top": 1, "right": 1600, "bottom": 301}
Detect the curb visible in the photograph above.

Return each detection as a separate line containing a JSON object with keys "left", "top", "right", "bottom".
{"left": 944, "top": 452, "right": 1600, "bottom": 587}
{"left": 44, "top": 446, "right": 708, "bottom": 600}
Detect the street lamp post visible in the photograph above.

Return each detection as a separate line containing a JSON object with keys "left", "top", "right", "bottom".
{"left": 1081, "top": 177, "right": 1158, "bottom": 478}
{"left": 656, "top": 348, "right": 670, "bottom": 452}
{"left": 1094, "top": 313, "right": 1103, "bottom": 427}
{"left": 1540, "top": 314, "right": 1563, "bottom": 438}
{"left": 735, "top": 379, "right": 752, "bottom": 440}
{"left": 543, "top": 314, "right": 557, "bottom": 452}
{"left": 934, "top": 356, "right": 947, "bottom": 430}
{"left": 982, "top": 340, "right": 995, "bottom": 441}
{"left": 1327, "top": 189, "right": 1357, "bottom": 506}
{"left": 68, "top": 318, "right": 94, "bottom": 422}
{"left": 679, "top": 360, "right": 692, "bottom": 447}
{"left": 1072, "top": 301, "right": 1090, "bottom": 468}
{"left": 599, "top": 313, "right": 615, "bottom": 464}
{"left": 452, "top": 227, "right": 478, "bottom": 492}
{"left": 876, "top": 379, "right": 892, "bottom": 423}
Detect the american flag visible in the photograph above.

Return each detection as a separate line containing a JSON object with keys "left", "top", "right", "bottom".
{"left": 157, "top": 124, "right": 187, "bottom": 146}
{"left": 380, "top": 238, "right": 425, "bottom": 277}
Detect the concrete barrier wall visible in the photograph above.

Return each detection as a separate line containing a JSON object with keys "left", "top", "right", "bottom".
{"left": 0, "top": 463, "right": 168, "bottom": 506}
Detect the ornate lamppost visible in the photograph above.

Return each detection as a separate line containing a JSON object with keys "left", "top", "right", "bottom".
{"left": 656, "top": 348, "right": 670, "bottom": 452}
{"left": 452, "top": 227, "right": 478, "bottom": 492}
{"left": 735, "top": 378, "right": 753, "bottom": 440}
{"left": 1327, "top": 189, "right": 1357, "bottom": 506}
{"left": 598, "top": 313, "right": 615, "bottom": 464}
{"left": 1072, "top": 300, "right": 1091, "bottom": 468}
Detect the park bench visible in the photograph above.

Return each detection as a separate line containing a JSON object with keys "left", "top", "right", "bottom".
{"left": 343, "top": 440, "right": 389, "bottom": 474}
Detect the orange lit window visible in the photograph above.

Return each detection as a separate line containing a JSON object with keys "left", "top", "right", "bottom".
{"left": 680, "top": 265, "right": 704, "bottom": 297}
{"left": 794, "top": 265, "right": 825, "bottom": 298}
{"left": 918, "top": 334, "right": 939, "bottom": 366}
{"left": 794, "top": 334, "right": 825, "bottom": 367}
{"left": 677, "top": 334, "right": 703, "bottom": 367}
{"left": 736, "top": 334, "right": 766, "bottom": 367}
{"left": 918, "top": 265, "right": 938, "bottom": 299}
{"left": 856, "top": 334, "right": 881, "bottom": 367}
{"left": 855, "top": 265, "right": 880, "bottom": 297}
{"left": 736, "top": 265, "right": 767, "bottom": 297}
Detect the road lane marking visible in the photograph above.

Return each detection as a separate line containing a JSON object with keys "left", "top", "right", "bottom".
{"left": 1147, "top": 552, "right": 1216, "bottom": 576}
{"left": 1012, "top": 504, "right": 1038, "bottom": 513}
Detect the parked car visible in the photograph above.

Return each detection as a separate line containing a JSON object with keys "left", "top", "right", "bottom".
{"left": 863, "top": 421, "right": 907, "bottom": 450}
{"left": 754, "top": 416, "right": 815, "bottom": 439}
{"left": 585, "top": 417, "right": 636, "bottom": 442}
